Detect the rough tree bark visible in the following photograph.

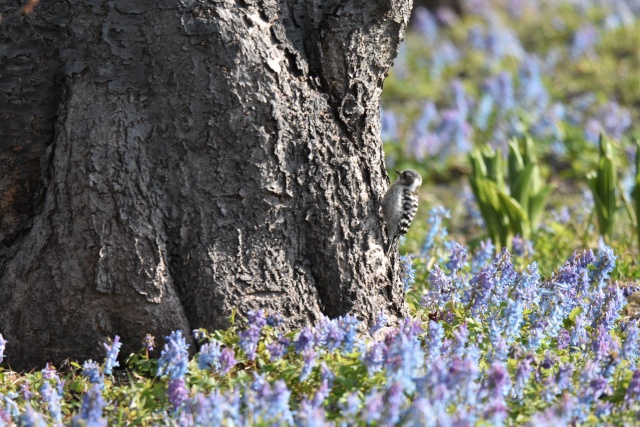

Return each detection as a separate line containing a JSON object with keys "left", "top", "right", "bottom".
{"left": 0, "top": 0, "right": 412, "bottom": 370}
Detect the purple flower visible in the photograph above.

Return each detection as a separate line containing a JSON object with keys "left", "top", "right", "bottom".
{"left": 362, "top": 389, "right": 383, "bottom": 423}
{"left": 219, "top": 347, "right": 236, "bottom": 374}
{"left": 20, "top": 382, "right": 33, "bottom": 401}
{"left": 571, "top": 313, "right": 588, "bottom": 347}
{"left": 381, "top": 383, "right": 404, "bottom": 425}
{"left": 293, "top": 327, "right": 316, "bottom": 353}
{"left": 591, "top": 325, "right": 611, "bottom": 361}
{"left": 421, "top": 265, "right": 454, "bottom": 309}
{"left": 624, "top": 369, "right": 640, "bottom": 409}
{"left": 247, "top": 310, "right": 267, "bottom": 328}
{"left": 364, "top": 342, "right": 386, "bottom": 375}
{"left": 157, "top": 331, "right": 189, "bottom": 380}
{"left": 239, "top": 324, "right": 262, "bottom": 361}
{"left": 294, "top": 399, "right": 331, "bottom": 427}
{"left": 167, "top": 378, "right": 189, "bottom": 409}
{"left": 41, "top": 363, "right": 56, "bottom": 381}
{"left": 512, "top": 355, "right": 534, "bottom": 401}
{"left": 102, "top": 335, "right": 122, "bottom": 375}
{"left": 266, "top": 334, "right": 290, "bottom": 361}
{"left": 557, "top": 329, "right": 570, "bottom": 350}
{"left": 143, "top": 334, "right": 155, "bottom": 352}
{"left": 316, "top": 317, "right": 345, "bottom": 352}
{"left": 483, "top": 362, "right": 511, "bottom": 401}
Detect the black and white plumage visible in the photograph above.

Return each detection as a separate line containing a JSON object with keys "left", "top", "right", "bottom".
{"left": 381, "top": 170, "right": 422, "bottom": 255}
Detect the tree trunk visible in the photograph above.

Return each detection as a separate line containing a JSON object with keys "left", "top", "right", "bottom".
{"left": 0, "top": 0, "right": 412, "bottom": 370}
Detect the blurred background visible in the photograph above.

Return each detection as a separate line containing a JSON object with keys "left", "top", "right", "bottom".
{"left": 382, "top": 0, "right": 640, "bottom": 278}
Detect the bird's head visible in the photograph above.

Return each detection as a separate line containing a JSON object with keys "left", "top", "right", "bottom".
{"left": 394, "top": 169, "right": 422, "bottom": 192}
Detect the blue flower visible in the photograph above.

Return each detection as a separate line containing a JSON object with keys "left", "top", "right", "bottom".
{"left": 246, "top": 309, "right": 267, "bottom": 328}
{"left": 82, "top": 360, "right": 104, "bottom": 388}
{"left": 0, "top": 334, "right": 7, "bottom": 365}
{"left": 39, "top": 381, "right": 62, "bottom": 424}
{"left": 18, "top": 404, "right": 47, "bottom": 427}
{"left": 219, "top": 347, "right": 236, "bottom": 374}
{"left": 293, "top": 327, "right": 316, "bottom": 353}
{"left": 75, "top": 385, "right": 106, "bottom": 427}
{"left": 266, "top": 312, "right": 285, "bottom": 327}
{"left": 239, "top": 324, "right": 262, "bottom": 361}
{"left": 197, "top": 341, "right": 222, "bottom": 371}
{"left": 266, "top": 334, "right": 290, "bottom": 361}
{"left": 300, "top": 348, "right": 316, "bottom": 382}
{"left": 102, "top": 335, "right": 122, "bottom": 376}
{"left": 421, "top": 206, "right": 450, "bottom": 256}
{"left": 157, "top": 331, "right": 189, "bottom": 380}
{"left": 369, "top": 311, "right": 388, "bottom": 336}
{"left": 363, "top": 342, "right": 386, "bottom": 375}
{"left": 399, "top": 255, "right": 416, "bottom": 291}
{"left": 316, "top": 317, "right": 345, "bottom": 352}
{"left": 623, "top": 322, "right": 640, "bottom": 365}
{"left": 338, "top": 314, "right": 360, "bottom": 353}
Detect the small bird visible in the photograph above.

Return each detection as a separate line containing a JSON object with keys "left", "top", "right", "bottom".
{"left": 381, "top": 169, "right": 422, "bottom": 255}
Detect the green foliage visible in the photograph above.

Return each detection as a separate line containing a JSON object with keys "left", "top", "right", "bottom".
{"left": 468, "top": 136, "right": 553, "bottom": 250}
{"left": 632, "top": 139, "right": 640, "bottom": 249}
{"left": 586, "top": 133, "right": 623, "bottom": 241}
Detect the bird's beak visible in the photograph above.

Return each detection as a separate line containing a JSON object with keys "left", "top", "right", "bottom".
{"left": 394, "top": 170, "right": 402, "bottom": 176}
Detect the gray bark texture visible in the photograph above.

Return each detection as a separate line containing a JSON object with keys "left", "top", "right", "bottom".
{"left": 0, "top": 0, "right": 412, "bottom": 370}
